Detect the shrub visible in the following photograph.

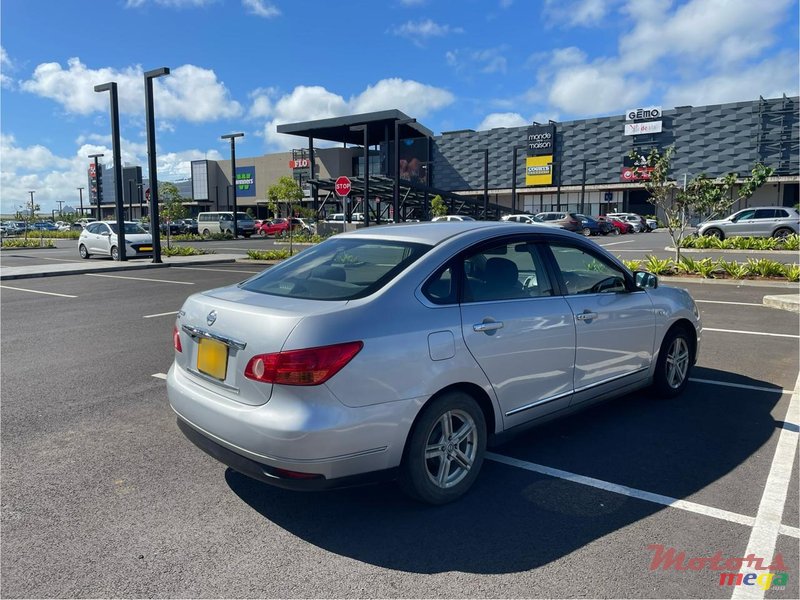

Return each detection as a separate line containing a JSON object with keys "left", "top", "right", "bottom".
{"left": 247, "top": 249, "right": 291, "bottom": 260}
{"left": 745, "top": 258, "right": 787, "bottom": 278}
{"left": 717, "top": 259, "right": 749, "bottom": 279}
{"left": 645, "top": 255, "right": 675, "bottom": 275}
{"left": 162, "top": 246, "right": 209, "bottom": 257}
{"left": 782, "top": 234, "right": 799, "bottom": 251}
{"left": 622, "top": 259, "right": 641, "bottom": 271}
{"left": 784, "top": 264, "right": 800, "bottom": 282}
{"left": 2, "top": 239, "right": 56, "bottom": 248}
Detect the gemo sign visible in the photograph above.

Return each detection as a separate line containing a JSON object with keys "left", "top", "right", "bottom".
{"left": 626, "top": 105, "right": 662, "bottom": 120}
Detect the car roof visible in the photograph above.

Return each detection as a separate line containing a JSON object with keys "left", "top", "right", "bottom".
{"left": 337, "top": 220, "right": 576, "bottom": 245}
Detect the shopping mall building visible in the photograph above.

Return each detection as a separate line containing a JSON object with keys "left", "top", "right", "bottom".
{"left": 89, "top": 95, "right": 798, "bottom": 222}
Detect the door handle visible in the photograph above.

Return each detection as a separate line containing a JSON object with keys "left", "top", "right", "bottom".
{"left": 575, "top": 312, "right": 598, "bottom": 321}
{"left": 473, "top": 321, "right": 504, "bottom": 332}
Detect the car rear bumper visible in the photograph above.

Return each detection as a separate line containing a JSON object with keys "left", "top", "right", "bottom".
{"left": 167, "top": 363, "right": 420, "bottom": 481}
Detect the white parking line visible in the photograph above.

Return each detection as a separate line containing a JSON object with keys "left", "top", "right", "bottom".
{"left": 0, "top": 285, "right": 77, "bottom": 298}
{"left": 85, "top": 273, "right": 194, "bottom": 285}
{"left": 598, "top": 239, "right": 637, "bottom": 247}
{"left": 143, "top": 311, "right": 178, "bottom": 319}
{"left": 173, "top": 267, "right": 261, "bottom": 274}
{"left": 695, "top": 300, "right": 765, "bottom": 307}
{"left": 486, "top": 452, "right": 757, "bottom": 528}
{"left": 151, "top": 373, "right": 167, "bottom": 380}
{"left": 689, "top": 378, "right": 789, "bottom": 394}
{"left": 704, "top": 327, "right": 799, "bottom": 339}
{"left": 731, "top": 373, "right": 799, "bottom": 599}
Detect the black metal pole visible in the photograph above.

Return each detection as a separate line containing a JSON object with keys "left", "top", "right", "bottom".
{"left": 511, "top": 147, "right": 518, "bottom": 213}
{"left": 483, "top": 149, "right": 489, "bottom": 220}
{"left": 144, "top": 67, "right": 169, "bottom": 264}
{"left": 77, "top": 187, "right": 84, "bottom": 216}
{"left": 221, "top": 133, "right": 244, "bottom": 237}
{"left": 309, "top": 137, "right": 318, "bottom": 215}
{"left": 580, "top": 159, "right": 587, "bottom": 214}
{"left": 556, "top": 162, "right": 562, "bottom": 211}
{"left": 95, "top": 81, "right": 126, "bottom": 260}
{"left": 127, "top": 179, "right": 133, "bottom": 220}
{"left": 394, "top": 122, "right": 400, "bottom": 223}
{"left": 363, "top": 128, "right": 369, "bottom": 227}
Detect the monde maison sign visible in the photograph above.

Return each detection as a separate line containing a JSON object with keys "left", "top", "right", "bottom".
{"left": 526, "top": 124, "right": 556, "bottom": 157}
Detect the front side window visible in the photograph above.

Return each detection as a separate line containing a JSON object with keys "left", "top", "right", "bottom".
{"left": 241, "top": 238, "right": 431, "bottom": 300}
{"left": 548, "top": 244, "right": 628, "bottom": 295}
{"left": 461, "top": 240, "right": 553, "bottom": 302}
{"left": 732, "top": 209, "right": 755, "bottom": 222}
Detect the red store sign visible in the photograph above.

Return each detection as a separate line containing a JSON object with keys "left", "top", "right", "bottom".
{"left": 289, "top": 159, "right": 310, "bottom": 169}
{"left": 620, "top": 166, "right": 654, "bottom": 182}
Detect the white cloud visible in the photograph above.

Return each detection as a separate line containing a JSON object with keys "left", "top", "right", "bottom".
{"left": 663, "top": 52, "right": 800, "bottom": 108}
{"left": 544, "top": 0, "right": 614, "bottom": 27}
{"left": 241, "top": 0, "right": 280, "bottom": 18}
{"left": 618, "top": 0, "right": 793, "bottom": 71}
{"left": 548, "top": 62, "right": 651, "bottom": 115}
{"left": 393, "top": 19, "right": 464, "bottom": 46}
{"left": 125, "top": 0, "right": 218, "bottom": 7}
{"left": 1, "top": 46, "right": 14, "bottom": 89}
{"left": 19, "top": 58, "right": 242, "bottom": 122}
{"left": 447, "top": 47, "right": 508, "bottom": 75}
{"left": 259, "top": 79, "right": 454, "bottom": 150}
{"left": 477, "top": 112, "right": 528, "bottom": 130}
{"left": 0, "top": 133, "right": 221, "bottom": 213}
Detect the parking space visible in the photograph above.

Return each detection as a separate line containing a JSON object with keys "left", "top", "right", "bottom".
{"left": 1, "top": 264, "right": 797, "bottom": 598}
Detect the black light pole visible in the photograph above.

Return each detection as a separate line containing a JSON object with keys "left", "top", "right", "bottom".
{"left": 482, "top": 149, "right": 489, "bottom": 219}
{"left": 77, "top": 187, "right": 84, "bottom": 216}
{"left": 56, "top": 200, "right": 65, "bottom": 218}
{"left": 350, "top": 125, "right": 369, "bottom": 227}
{"left": 580, "top": 159, "right": 587, "bottom": 215}
{"left": 221, "top": 132, "right": 244, "bottom": 238}
{"left": 511, "top": 145, "right": 526, "bottom": 214}
{"left": 144, "top": 67, "right": 170, "bottom": 264}
{"left": 394, "top": 117, "right": 415, "bottom": 223}
{"left": 127, "top": 179, "right": 133, "bottom": 220}
{"left": 88, "top": 153, "right": 104, "bottom": 221}
{"left": 137, "top": 184, "right": 144, "bottom": 217}
{"left": 94, "top": 81, "right": 126, "bottom": 260}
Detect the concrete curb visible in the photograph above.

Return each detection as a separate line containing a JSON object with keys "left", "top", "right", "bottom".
{"left": 0, "top": 254, "right": 241, "bottom": 281}
{"left": 665, "top": 246, "right": 799, "bottom": 255}
{"left": 763, "top": 294, "right": 800, "bottom": 313}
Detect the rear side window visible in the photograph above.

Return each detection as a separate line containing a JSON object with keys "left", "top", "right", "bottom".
{"left": 776, "top": 209, "right": 790, "bottom": 218}
{"left": 754, "top": 209, "right": 777, "bottom": 219}
{"left": 241, "top": 238, "right": 431, "bottom": 300}
{"left": 460, "top": 240, "right": 553, "bottom": 302}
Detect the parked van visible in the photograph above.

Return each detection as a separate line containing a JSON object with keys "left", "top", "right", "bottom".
{"left": 197, "top": 211, "right": 256, "bottom": 238}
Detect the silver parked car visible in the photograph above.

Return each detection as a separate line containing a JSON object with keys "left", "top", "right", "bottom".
{"left": 167, "top": 222, "right": 701, "bottom": 504}
{"left": 78, "top": 221, "right": 154, "bottom": 260}
{"left": 697, "top": 206, "right": 800, "bottom": 239}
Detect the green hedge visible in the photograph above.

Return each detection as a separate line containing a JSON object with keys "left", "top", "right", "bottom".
{"left": 624, "top": 255, "right": 799, "bottom": 281}
{"left": 1, "top": 239, "right": 56, "bottom": 248}
{"left": 162, "top": 246, "right": 210, "bottom": 257}
{"left": 681, "top": 234, "right": 799, "bottom": 251}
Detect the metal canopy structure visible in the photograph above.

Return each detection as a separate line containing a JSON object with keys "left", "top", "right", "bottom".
{"left": 277, "top": 109, "right": 508, "bottom": 221}
{"left": 277, "top": 109, "right": 433, "bottom": 146}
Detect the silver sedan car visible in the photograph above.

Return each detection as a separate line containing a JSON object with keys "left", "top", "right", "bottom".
{"left": 167, "top": 222, "right": 701, "bottom": 504}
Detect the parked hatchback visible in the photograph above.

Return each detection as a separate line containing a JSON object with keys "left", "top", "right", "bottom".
{"left": 534, "top": 212, "right": 582, "bottom": 232}
{"left": 168, "top": 222, "right": 701, "bottom": 504}
{"left": 78, "top": 221, "right": 153, "bottom": 260}
{"left": 697, "top": 206, "right": 799, "bottom": 239}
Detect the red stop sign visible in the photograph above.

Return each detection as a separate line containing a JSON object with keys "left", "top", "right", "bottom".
{"left": 335, "top": 176, "right": 351, "bottom": 197}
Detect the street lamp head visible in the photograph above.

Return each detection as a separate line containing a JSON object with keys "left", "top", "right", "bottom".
{"left": 221, "top": 132, "right": 244, "bottom": 141}
{"left": 145, "top": 67, "right": 170, "bottom": 79}
{"left": 88, "top": 153, "right": 105, "bottom": 159}
{"left": 94, "top": 82, "right": 114, "bottom": 93}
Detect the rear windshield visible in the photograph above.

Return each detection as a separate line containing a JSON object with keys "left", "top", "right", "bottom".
{"left": 240, "top": 238, "right": 431, "bottom": 300}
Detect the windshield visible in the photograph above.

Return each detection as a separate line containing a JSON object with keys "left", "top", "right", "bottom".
{"left": 240, "top": 238, "right": 431, "bottom": 300}
{"left": 109, "top": 223, "right": 148, "bottom": 235}
{"left": 236, "top": 212, "right": 252, "bottom": 221}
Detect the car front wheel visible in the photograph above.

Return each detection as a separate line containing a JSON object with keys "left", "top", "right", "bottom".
{"left": 110, "top": 246, "right": 119, "bottom": 261}
{"left": 704, "top": 228, "right": 724, "bottom": 240}
{"left": 400, "top": 391, "right": 486, "bottom": 504}
{"left": 653, "top": 326, "right": 693, "bottom": 398}
{"left": 79, "top": 244, "right": 90, "bottom": 259}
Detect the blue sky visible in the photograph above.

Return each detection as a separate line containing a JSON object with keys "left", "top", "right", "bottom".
{"left": 1, "top": 0, "right": 798, "bottom": 213}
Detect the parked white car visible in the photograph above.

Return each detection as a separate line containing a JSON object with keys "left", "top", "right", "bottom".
{"left": 432, "top": 215, "right": 476, "bottom": 222}
{"left": 78, "top": 221, "right": 153, "bottom": 260}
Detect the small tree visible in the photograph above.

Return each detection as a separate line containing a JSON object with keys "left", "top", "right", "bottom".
{"left": 159, "top": 182, "right": 188, "bottom": 246}
{"left": 430, "top": 195, "right": 447, "bottom": 218}
{"left": 267, "top": 176, "right": 305, "bottom": 254}
{"left": 631, "top": 147, "right": 773, "bottom": 261}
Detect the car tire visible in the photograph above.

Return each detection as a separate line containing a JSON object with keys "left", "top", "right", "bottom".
{"left": 110, "top": 245, "right": 119, "bottom": 261}
{"left": 653, "top": 325, "right": 693, "bottom": 398}
{"left": 581, "top": 227, "right": 591, "bottom": 236}
{"left": 399, "top": 391, "right": 487, "bottom": 505}
{"left": 258, "top": 229, "right": 266, "bottom": 237}
{"left": 773, "top": 227, "right": 793, "bottom": 239}
{"left": 612, "top": 227, "right": 621, "bottom": 236}
{"left": 79, "top": 244, "right": 90, "bottom": 259}
{"left": 704, "top": 228, "right": 724, "bottom": 240}
{"left": 202, "top": 229, "right": 211, "bottom": 239}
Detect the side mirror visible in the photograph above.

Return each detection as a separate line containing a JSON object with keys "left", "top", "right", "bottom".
{"left": 634, "top": 270, "right": 658, "bottom": 289}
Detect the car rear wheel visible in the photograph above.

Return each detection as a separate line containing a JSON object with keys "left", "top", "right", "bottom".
{"left": 581, "top": 227, "right": 591, "bottom": 236}
{"left": 611, "top": 227, "right": 621, "bottom": 236}
{"left": 399, "top": 391, "right": 486, "bottom": 504}
{"left": 79, "top": 244, "right": 90, "bottom": 259}
{"left": 704, "top": 228, "right": 724, "bottom": 240}
{"left": 202, "top": 229, "right": 211, "bottom": 239}
{"left": 773, "top": 227, "right": 793, "bottom": 240}
{"left": 258, "top": 228, "right": 266, "bottom": 237}
{"left": 653, "top": 326, "right": 693, "bottom": 398}
{"left": 110, "top": 245, "right": 119, "bottom": 261}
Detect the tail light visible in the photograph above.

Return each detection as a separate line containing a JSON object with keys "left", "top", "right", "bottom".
{"left": 245, "top": 341, "right": 363, "bottom": 386}
{"left": 173, "top": 325, "right": 182, "bottom": 352}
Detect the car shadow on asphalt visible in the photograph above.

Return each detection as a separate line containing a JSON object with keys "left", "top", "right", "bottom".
{"left": 225, "top": 367, "right": 783, "bottom": 575}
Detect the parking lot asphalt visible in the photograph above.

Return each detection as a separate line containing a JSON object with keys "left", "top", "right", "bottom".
{"left": 1, "top": 247, "right": 798, "bottom": 598}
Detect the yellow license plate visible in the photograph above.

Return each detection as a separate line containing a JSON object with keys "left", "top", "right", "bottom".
{"left": 139, "top": 246, "right": 153, "bottom": 252}
{"left": 197, "top": 338, "right": 228, "bottom": 380}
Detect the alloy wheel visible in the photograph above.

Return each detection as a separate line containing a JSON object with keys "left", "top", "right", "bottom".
{"left": 424, "top": 409, "right": 478, "bottom": 489}
{"left": 665, "top": 337, "right": 690, "bottom": 389}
